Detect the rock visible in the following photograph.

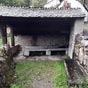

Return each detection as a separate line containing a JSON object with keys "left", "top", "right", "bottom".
{"left": 0, "top": 57, "right": 5, "bottom": 62}
{"left": 81, "top": 40, "right": 88, "bottom": 46}
{"left": 46, "top": 50, "right": 51, "bottom": 56}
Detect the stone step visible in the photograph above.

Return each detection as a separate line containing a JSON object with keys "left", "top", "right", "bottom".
{"left": 21, "top": 48, "right": 67, "bottom": 56}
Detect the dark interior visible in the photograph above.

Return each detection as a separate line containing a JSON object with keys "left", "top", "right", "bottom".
{"left": 0, "top": 17, "right": 74, "bottom": 35}
{"left": 11, "top": 17, "right": 73, "bottom": 36}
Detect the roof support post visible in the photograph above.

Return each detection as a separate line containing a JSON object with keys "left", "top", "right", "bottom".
{"left": 10, "top": 28, "right": 15, "bottom": 46}
{"left": 67, "top": 18, "right": 84, "bottom": 59}
{"left": 0, "top": 25, "right": 7, "bottom": 45}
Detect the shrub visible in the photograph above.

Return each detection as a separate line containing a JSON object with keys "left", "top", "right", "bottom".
{"left": 10, "top": 84, "right": 20, "bottom": 88}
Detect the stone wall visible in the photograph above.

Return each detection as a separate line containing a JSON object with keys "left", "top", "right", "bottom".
{"left": 15, "top": 35, "right": 69, "bottom": 48}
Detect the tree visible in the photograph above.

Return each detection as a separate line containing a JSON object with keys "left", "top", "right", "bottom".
{"left": 24, "top": 0, "right": 30, "bottom": 6}
{"left": 0, "top": 0, "right": 17, "bottom": 6}
{"left": 0, "top": 0, "right": 47, "bottom": 7}
{"left": 31, "top": 0, "right": 47, "bottom": 7}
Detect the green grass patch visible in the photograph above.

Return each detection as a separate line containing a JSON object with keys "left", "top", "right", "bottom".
{"left": 0, "top": 38, "right": 2, "bottom": 45}
{"left": 16, "top": 61, "right": 67, "bottom": 88}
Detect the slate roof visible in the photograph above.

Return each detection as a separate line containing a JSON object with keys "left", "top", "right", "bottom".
{"left": 0, "top": 6, "right": 85, "bottom": 18}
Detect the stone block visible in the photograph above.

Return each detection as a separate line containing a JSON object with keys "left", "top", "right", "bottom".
{"left": 46, "top": 50, "right": 51, "bottom": 56}
{"left": 23, "top": 50, "right": 30, "bottom": 56}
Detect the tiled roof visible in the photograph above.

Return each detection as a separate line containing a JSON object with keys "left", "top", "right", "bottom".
{"left": 0, "top": 6, "right": 85, "bottom": 18}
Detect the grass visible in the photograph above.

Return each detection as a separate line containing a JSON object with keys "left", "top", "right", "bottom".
{"left": 0, "top": 38, "right": 2, "bottom": 45}
{"left": 16, "top": 61, "right": 67, "bottom": 88}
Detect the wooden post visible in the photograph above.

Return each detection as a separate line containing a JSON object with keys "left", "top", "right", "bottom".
{"left": 0, "top": 25, "right": 7, "bottom": 45}
{"left": 10, "top": 28, "right": 15, "bottom": 46}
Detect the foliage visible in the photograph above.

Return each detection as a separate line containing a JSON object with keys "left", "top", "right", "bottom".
{"left": 10, "top": 84, "right": 20, "bottom": 88}
{"left": 76, "top": 77, "right": 88, "bottom": 88}
{"left": 24, "top": 0, "right": 30, "bottom": 6}
{"left": 0, "top": 0, "right": 47, "bottom": 7}
{"left": 31, "top": 0, "right": 47, "bottom": 7}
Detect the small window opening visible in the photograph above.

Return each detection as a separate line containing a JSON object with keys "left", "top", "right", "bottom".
{"left": 30, "top": 51, "right": 46, "bottom": 56}
{"left": 51, "top": 51, "right": 65, "bottom": 56}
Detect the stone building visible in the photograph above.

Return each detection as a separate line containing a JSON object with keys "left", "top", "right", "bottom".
{"left": 0, "top": 6, "right": 85, "bottom": 59}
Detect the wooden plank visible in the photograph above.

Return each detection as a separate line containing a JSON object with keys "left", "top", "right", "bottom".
{"left": 0, "top": 26, "right": 7, "bottom": 45}
{"left": 24, "top": 48, "right": 68, "bottom": 52}
{"left": 10, "top": 28, "right": 15, "bottom": 46}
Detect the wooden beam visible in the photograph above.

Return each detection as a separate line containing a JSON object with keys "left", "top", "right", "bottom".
{"left": 10, "top": 28, "right": 15, "bottom": 46}
{"left": 0, "top": 26, "right": 7, "bottom": 45}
